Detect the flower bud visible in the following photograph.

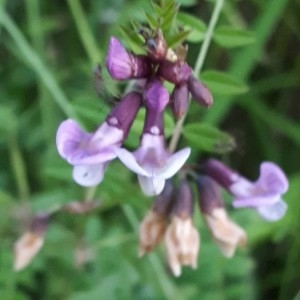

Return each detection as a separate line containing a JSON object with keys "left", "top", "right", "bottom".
{"left": 170, "top": 84, "right": 189, "bottom": 119}
{"left": 106, "top": 37, "right": 151, "bottom": 80}
{"left": 145, "top": 29, "right": 167, "bottom": 61}
{"left": 157, "top": 60, "right": 191, "bottom": 85}
{"left": 143, "top": 78, "right": 169, "bottom": 112}
{"left": 188, "top": 75, "right": 213, "bottom": 107}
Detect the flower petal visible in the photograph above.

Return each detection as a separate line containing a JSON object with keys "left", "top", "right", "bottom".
{"left": 232, "top": 194, "right": 281, "bottom": 208}
{"left": 91, "top": 122, "right": 124, "bottom": 148}
{"left": 72, "top": 164, "right": 106, "bottom": 187}
{"left": 115, "top": 148, "right": 149, "bottom": 176}
{"left": 56, "top": 119, "right": 90, "bottom": 160}
{"left": 256, "top": 199, "right": 288, "bottom": 221}
{"left": 155, "top": 147, "right": 191, "bottom": 178}
{"left": 68, "top": 148, "right": 117, "bottom": 165}
{"left": 138, "top": 175, "right": 165, "bottom": 196}
{"left": 257, "top": 162, "right": 289, "bottom": 194}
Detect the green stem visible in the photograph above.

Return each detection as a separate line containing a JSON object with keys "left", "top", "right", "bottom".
{"left": 8, "top": 135, "right": 30, "bottom": 202}
{"left": 122, "top": 205, "right": 176, "bottom": 300}
{"left": 67, "top": 0, "right": 102, "bottom": 65}
{"left": 0, "top": 10, "right": 77, "bottom": 119}
{"left": 168, "top": 0, "right": 224, "bottom": 152}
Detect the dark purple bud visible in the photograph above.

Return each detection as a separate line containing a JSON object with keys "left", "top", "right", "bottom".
{"left": 157, "top": 60, "right": 191, "bottom": 85}
{"left": 106, "top": 37, "right": 151, "bottom": 80}
{"left": 152, "top": 180, "right": 175, "bottom": 216}
{"left": 188, "top": 75, "right": 213, "bottom": 107}
{"left": 143, "top": 108, "right": 164, "bottom": 136}
{"left": 143, "top": 78, "right": 169, "bottom": 112}
{"left": 196, "top": 175, "right": 224, "bottom": 215}
{"left": 30, "top": 213, "right": 50, "bottom": 235}
{"left": 106, "top": 91, "right": 142, "bottom": 138}
{"left": 201, "top": 159, "right": 237, "bottom": 189}
{"left": 171, "top": 179, "right": 194, "bottom": 219}
{"left": 145, "top": 30, "right": 167, "bottom": 62}
{"left": 170, "top": 84, "right": 189, "bottom": 119}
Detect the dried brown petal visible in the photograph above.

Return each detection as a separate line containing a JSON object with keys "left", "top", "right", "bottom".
{"left": 164, "top": 216, "right": 200, "bottom": 276}
{"left": 204, "top": 208, "right": 247, "bottom": 257}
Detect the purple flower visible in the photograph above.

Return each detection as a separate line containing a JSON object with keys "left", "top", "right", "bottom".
{"left": 143, "top": 78, "right": 169, "bottom": 112}
{"left": 106, "top": 37, "right": 151, "bottom": 80}
{"left": 115, "top": 109, "right": 191, "bottom": 196}
{"left": 202, "top": 159, "right": 288, "bottom": 221}
{"left": 188, "top": 75, "right": 213, "bottom": 108}
{"left": 56, "top": 120, "right": 123, "bottom": 186}
{"left": 56, "top": 92, "right": 142, "bottom": 187}
{"left": 170, "top": 84, "right": 189, "bottom": 119}
{"left": 157, "top": 60, "right": 191, "bottom": 85}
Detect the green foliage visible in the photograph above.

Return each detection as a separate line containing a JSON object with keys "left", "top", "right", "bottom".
{"left": 213, "top": 26, "right": 256, "bottom": 48}
{"left": 183, "top": 123, "right": 235, "bottom": 153}
{"left": 200, "top": 70, "right": 249, "bottom": 95}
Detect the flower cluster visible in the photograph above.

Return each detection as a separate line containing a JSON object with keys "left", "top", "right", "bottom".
{"left": 139, "top": 159, "right": 288, "bottom": 276}
{"left": 56, "top": 30, "right": 212, "bottom": 196}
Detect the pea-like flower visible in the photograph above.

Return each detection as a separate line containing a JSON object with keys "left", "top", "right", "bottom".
{"left": 106, "top": 37, "right": 151, "bottom": 80}
{"left": 116, "top": 109, "right": 191, "bottom": 196}
{"left": 202, "top": 159, "right": 288, "bottom": 221}
{"left": 56, "top": 91, "right": 142, "bottom": 186}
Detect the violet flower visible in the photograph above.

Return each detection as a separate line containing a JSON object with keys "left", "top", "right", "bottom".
{"left": 106, "top": 37, "right": 151, "bottom": 80}
{"left": 143, "top": 78, "right": 169, "bottom": 112}
{"left": 116, "top": 109, "right": 191, "bottom": 196}
{"left": 56, "top": 91, "right": 142, "bottom": 187}
{"left": 202, "top": 159, "right": 288, "bottom": 221}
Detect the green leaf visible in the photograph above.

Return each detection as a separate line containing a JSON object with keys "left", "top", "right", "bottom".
{"left": 166, "top": 29, "right": 192, "bottom": 49}
{"left": 183, "top": 123, "right": 235, "bottom": 153}
{"left": 177, "top": 0, "right": 197, "bottom": 6}
{"left": 177, "top": 12, "right": 206, "bottom": 43}
{"left": 200, "top": 70, "right": 249, "bottom": 95}
{"left": 213, "top": 26, "right": 256, "bottom": 48}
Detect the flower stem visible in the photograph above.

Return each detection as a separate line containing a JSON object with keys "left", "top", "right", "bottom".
{"left": 168, "top": 0, "right": 224, "bottom": 152}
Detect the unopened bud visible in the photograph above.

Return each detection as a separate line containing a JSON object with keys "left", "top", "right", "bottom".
{"left": 106, "top": 37, "right": 151, "bottom": 80}
{"left": 143, "top": 78, "right": 169, "bottom": 112}
{"left": 145, "top": 29, "right": 167, "bottom": 61}
{"left": 157, "top": 60, "right": 191, "bottom": 85}
{"left": 170, "top": 84, "right": 189, "bottom": 119}
{"left": 188, "top": 75, "right": 213, "bottom": 107}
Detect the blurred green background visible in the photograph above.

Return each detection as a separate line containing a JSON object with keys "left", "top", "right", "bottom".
{"left": 0, "top": 0, "right": 300, "bottom": 299}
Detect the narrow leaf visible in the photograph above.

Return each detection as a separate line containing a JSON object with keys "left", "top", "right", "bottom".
{"left": 200, "top": 70, "right": 249, "bottom": 95}
{"left": 213, "top": 26, "right": 256, "bottom": 48}
{"left": 183, "top": 123, "right": 235, "bottom": 153}
{"left": 177, "top": 12, "right": 206, "bottom": 43}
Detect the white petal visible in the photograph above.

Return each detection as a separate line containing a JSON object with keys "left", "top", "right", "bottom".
{"left": 138, "top": 175, "right": 165, "bottom": 196}
{"left": 72, "top": 164, "right": 106, "bottom": 187}
{"left": 156, "top": 148, "right": 191, "bottom": 179}
{"left": 91, "top": 122, "right": 124, "bottom": 148}
{"left": 115, "top": 148, "right": 149, "bottom": 176}
{"left": 256, "top": 199, "right": 288, "bottom": 222}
